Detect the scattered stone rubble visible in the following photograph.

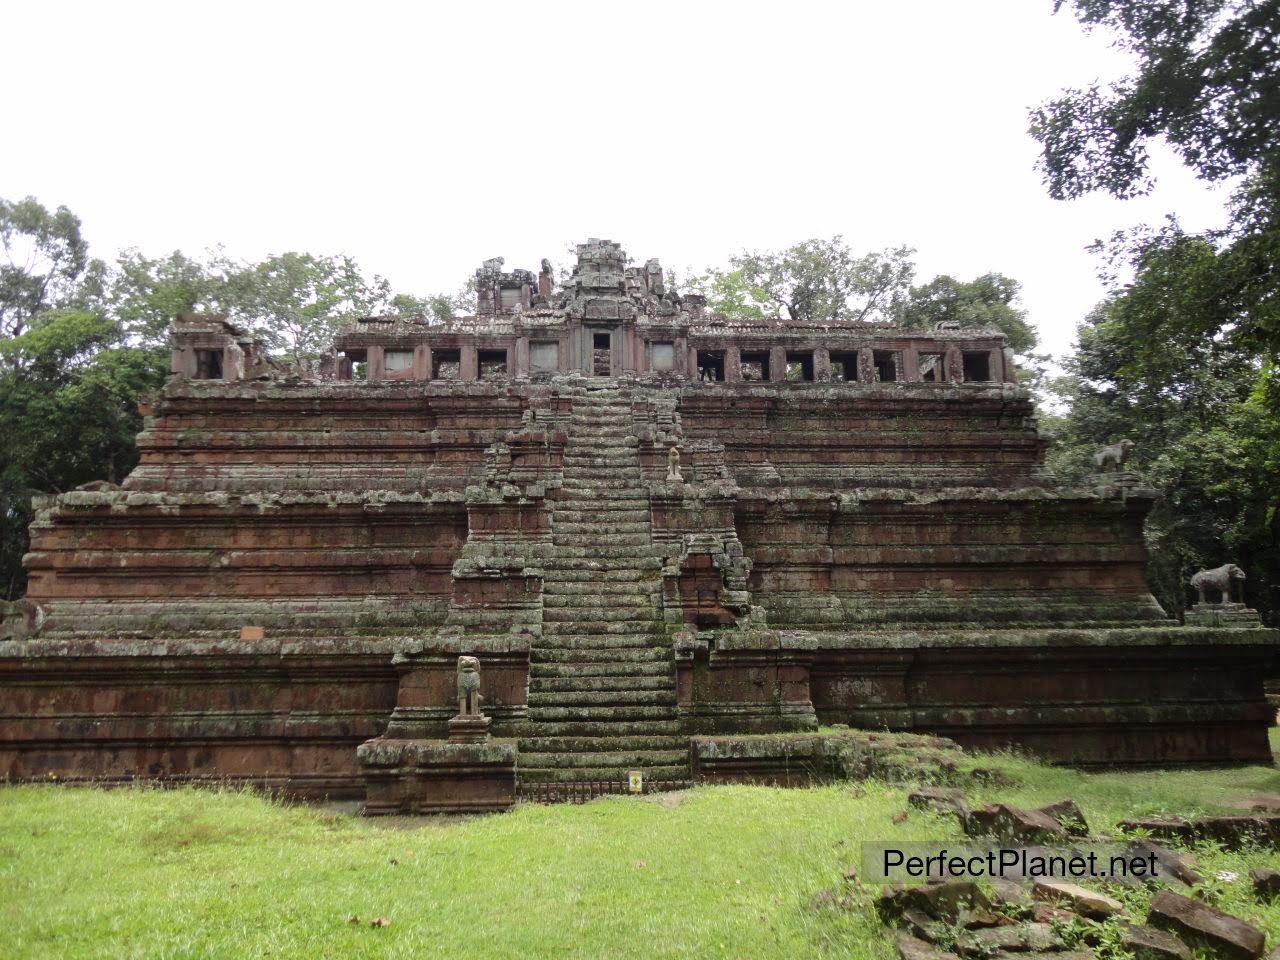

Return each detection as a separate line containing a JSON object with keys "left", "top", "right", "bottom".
{"left": 869, "top": 791, "right": 1276, "bottom": 960}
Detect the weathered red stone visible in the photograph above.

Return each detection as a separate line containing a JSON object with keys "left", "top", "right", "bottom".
{"left": 1, "top": 239, "right": 1276, "bottom": 803}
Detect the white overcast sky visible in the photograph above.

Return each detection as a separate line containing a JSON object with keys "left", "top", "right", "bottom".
{"left": 3, "top": 0, "right": 1232, "bottom": 358}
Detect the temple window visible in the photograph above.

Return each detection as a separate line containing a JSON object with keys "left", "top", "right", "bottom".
{"left": 873, "top": 350, "right": 900, "bottom": 382}
{"left": 479, "top": 349, "right": 508, "bottom": 380}
{"left": 194, "top": 349, "right": 223, "bottom": 380}
{"left": 696, "top": 350, "right": 724, "bottom": 382}
{"left": 499, "top": 286, "right": 522, "bottom": 311}
{"left": 650, "top": 342, "right": 675, "bottom": 372}
{"left": 384, "top": 350, "right": 413, "bottom": 373}
{"left": 963, "top": 352, "right": 992, "bottom": 382}
{"left": 741, "top": 351, "right": 770, "bottom": 381}
{"left": 829, "top": 351, "right": 858, "bottom": 382}
{"left": 530, "top": 341, "right": 560, "bottom": 374}
{"left": 786, "top": 351, "right": 814, "bottom": 381}
{"left": 919, "top": 353, "right": 945, "bottom": 383}
{"left": 432, "top": 348, "right": 461, "bottom": 380}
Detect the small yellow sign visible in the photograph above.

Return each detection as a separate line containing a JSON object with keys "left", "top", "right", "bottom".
{"left": 628, "top": 770, "right": 643, "bottom": 793}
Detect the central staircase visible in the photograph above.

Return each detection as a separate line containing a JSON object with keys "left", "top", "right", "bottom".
{"left": 518, "top": 382, "right": 688, "bottom": 784}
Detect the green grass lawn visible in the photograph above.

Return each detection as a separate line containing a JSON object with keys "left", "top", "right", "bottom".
{"left": 2, "top": 734, "right": 1278, "bottom": 960}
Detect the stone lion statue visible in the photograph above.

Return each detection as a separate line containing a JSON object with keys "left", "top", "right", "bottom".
{"left": 1093, "top": 439, "right": 1135, "bottom": 472}
{"left": 0, "top": 599, "right": 45, "bottom": 640}
{"left": 456, "top": 655, "right": 483, "bottom": 717}
{"left": 667, "top": 445, "right": 683, "bottom": 482}
{"left": 1190, "top": 564, "right": 1246, "bottom": 604}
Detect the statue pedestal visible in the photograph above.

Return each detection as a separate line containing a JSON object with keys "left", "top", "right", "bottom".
{"left": 1086, "top": 471, "right": 1142, "bottom": 495}
{"left": 1186, "top": 602, "right": 1262, "bottom": 627}
{"left": 357, "top": 737, "right": 516, "bottom": 816}
{"left": 448, "top": 714, "right": 491, "bottom": 743}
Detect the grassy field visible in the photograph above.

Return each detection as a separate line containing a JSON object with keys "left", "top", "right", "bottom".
{"left": 2, "top": 733, "right": 1278, "bottom": 960}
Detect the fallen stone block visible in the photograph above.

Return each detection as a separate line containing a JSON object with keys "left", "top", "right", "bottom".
{"left": 1032, "top": 879, "right": 1122, "bottom": 919}
{"left": 988, "top": 877, "right": 1033, "bottom": 910}
{"left": 1118, "top": 816, "right": 1196, "bottom": 844}
{"left": 1124, "top": 838, "right": 1204, "bottom": 887}
{"left": 1250, "top": 866, "right": 1280, "bottom": 900}
{"left": 1035, "top": 799, "right": 1090, "bottom": 837}
{"left": 909, "top": 786, "right": 970, "bottom": 817}
{"left": 896, "top": 933, "right": 960, "bottom": 960}
{"left": 957, "top": 906, "right": 1007, "bottom": 929}
{"left": 958, "top": 922, "right": 1062, "bottom": 956}
{"left": 905, "top": 879, "right": 993, "bottom": 921}
{"left": 901, "top": 907, "right": 951, "bottom": 944}
{"left": 1195, "top": 815, "right": 1280, "bottom": 850}
{"left": 1147, "top": 890, "right": 1265, "bottom": 960}
{"left": 1030, "top": 902, "right": 1083, "bottom": 925}
{"left": 1118, "top": 922, "right": 1193, "bottom": 960}
{"left": 963, "top": 803, "right": 1067, "bottom": 843}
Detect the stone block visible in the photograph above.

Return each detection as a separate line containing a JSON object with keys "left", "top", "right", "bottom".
{"left": 1147, "top": 890, "right": 1265, "bottom": 960}
{"left": 357, "top": 737, "right": 517, "bottom": 815}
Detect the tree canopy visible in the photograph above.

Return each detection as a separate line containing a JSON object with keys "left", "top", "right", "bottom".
{"left": 1031, "top": 0, "right": 1280, "bottom": 352}
{"left": 695, "top": 238, "right": 916, "bottom": 325}
{"left": 1036, "top": 0, "right": 1280, "bottom": 622}
{"left": 0, "top": 195, "right": 458, "bottom": 598}
{"left": 692, "top": 238, "right": 1038, "bottom": 353}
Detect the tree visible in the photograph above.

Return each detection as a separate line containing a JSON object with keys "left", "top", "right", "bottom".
{"left": 0, "top": 197, "right": 92, "bottom": 344}
{"left": 684, "top": 268, "right": 770, "bottom": 323}
{"left": 1045, "top": 297, "right": 1279, "bottom": 622}
{"left": 706, "top": 238, "right": 916, "bottom": 325}
{"left": 895, "top": 273, "right": 1038, "bottom": 353}
{"left": 389, "top": 291, "right": 467, "bottom": 324}
{"left": 107, "top": 248, "right": 239, "bottom": 345}
{"left": 0, "top": 310, "right": 168, "bottom": 598}
{"left": 1031, "top": 0, "right": 1280, "bottom": 351}
{"left": 225, "top": 253, "right": 392, "bottom": 361}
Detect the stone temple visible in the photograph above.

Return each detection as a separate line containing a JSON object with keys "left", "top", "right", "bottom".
{"left": 2, "top": 239, "right": 1276, "bottom": 809}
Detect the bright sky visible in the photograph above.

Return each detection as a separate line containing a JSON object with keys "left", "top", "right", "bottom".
{"left": 3, "top": 1, "right": 1232, "bottom": 358}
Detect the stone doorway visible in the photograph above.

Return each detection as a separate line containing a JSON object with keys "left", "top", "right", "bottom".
{"left": 591, "top": 331, "right": 611, "bottom": 376}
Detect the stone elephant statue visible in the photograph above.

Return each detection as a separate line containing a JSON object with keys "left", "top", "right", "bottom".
{"left": 1189, "top": 563, "right": 1246, "bottom": 604}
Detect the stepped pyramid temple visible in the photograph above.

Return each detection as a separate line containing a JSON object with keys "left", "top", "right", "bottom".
{"left": 2, "top": 240, "right": 1276, "bottom": 810}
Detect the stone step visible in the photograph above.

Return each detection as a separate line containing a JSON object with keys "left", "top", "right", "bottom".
{"left": 552, "top": 521, "right": 650, "bottom": 535}
{"left": 559, "top": 471, "right": 645, "bottom": 480}
{"left": 517, "top": 742, "right": 691, "bottom": 757}
{"left": 531, "top": 647, "right": 670, "bottom": 663}
{"left": 552, "top": 504, "right": 650, "bottom": 519}
{"left": 527, "top": 690, "right": 676, "bottom": 707}
{"left": 560, "top": 480, "right": 648, "bottom": 490}
{"left": 542, "top": 593, "right": 655, "bottom": 608}
{"left": 542, "top": 607, "right": 659, "bottom": 623}
{"left": 541, "top": 621, "right": 666, "bottom": 636}
{"left": 542, "top": 599, "right": 655, "bottom": 611}
{"left": 518, "top": 764, "right": 689, "bottom": 783}
{"left": 530, "top": 661, "right": 672, "bottom": 678}
{"left": 517, "top": 750, "right": 686, "bottom": 769}
{"left": 529, "top": 675, "right": 675, "bottom": 693}
{"left": 528, "top": 704, "right": 676, "bottom": 722}
{"left": 542, "top": 580, "right": 659, "bottom": 595}
{"left": 553, "top": 534, "right": 651, "bottom": 547}
{"left": 537, "top": 638, "right": 667, "bottom": 651}
{"left": 555, "top": 499, "right": 651, "bottom": 510}
{"left": 522, "top": 719, "right": 681, "bottom": 737}
{"left": 540, "top": 560, "right": 660, "bottom": 576}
